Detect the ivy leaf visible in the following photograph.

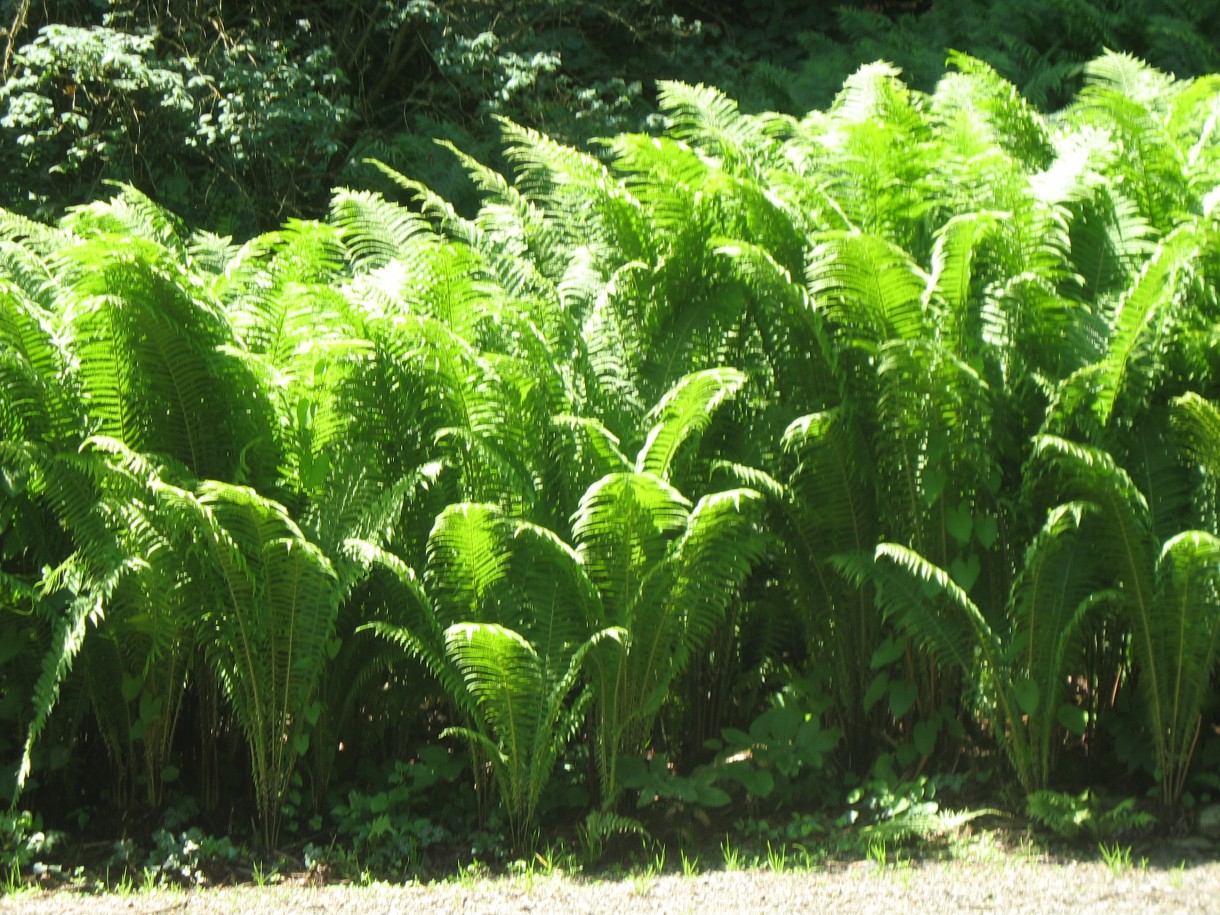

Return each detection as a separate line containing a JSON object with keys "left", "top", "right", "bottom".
{"left": 975, "top": 515, "right": 999, "bottom": 549}
{"left": 1058, "top": 704, "right": 1088, "bottom": 736}
{"left": 889, "top": 680, "right": 919, "bottom": 719}
{"left": 950, "top": 553, "right": 981, "bottom": 592}
{"left": 1014, "top": 677, "right": 1040, "bottom": 715}
{"left": 945, "top": 501, "right": 973, "bottom": 545}
{"left": 864, "top": 672, "right": 890, "bottom": 711}
{"left": 870, "top": 636, "right": 905, "bottom": 669}
{"left": 913, "top": 717, "right": 941, "bottom": 756}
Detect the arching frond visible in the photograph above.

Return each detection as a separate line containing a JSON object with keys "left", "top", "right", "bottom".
{"left": 808, "top": 231, "right": 930, "bottom": 343}
{"left": 572, "top": 472, "right": 690, "bottom": 625}
{"left": 1153, "top": 530, "right": 1220, "bottom": 803}
{"left": 636, "top": 368, "right": 747, "bottom": 481}
{"left": 1092, "top": 222, "right": 1199, "bottom": 427}
{"left": 656, "top": 81, "right": 773, "bottom": 177}
{"left": 330, "top": 187, "right": 434, "bottom": 272}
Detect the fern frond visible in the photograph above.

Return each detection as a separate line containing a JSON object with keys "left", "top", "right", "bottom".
{"left": 636, "top": 368, "right": 747, "bottom": 481}
{"left": 1093, "top": 222, "right": 1199, "bottom": 427}
{"left": 656, "top": 81, "right": 772, "bottom": 176}
{"left": 330, "top": 187, "right": 434, "bottom": 272}
{"left": 572, "top": 472, "right": 690, "bottom": 625}
{"left": 808, "top": 232, "right": 930, "bottom": 343}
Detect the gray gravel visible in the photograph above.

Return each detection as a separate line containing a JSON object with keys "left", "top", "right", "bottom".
{"left": 3, "top": 858, "right": 1219, "bottom": 915}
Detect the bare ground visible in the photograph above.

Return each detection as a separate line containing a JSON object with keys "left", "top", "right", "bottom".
{"left": 3, "top": 855, "right": 1218, "bottom": 915}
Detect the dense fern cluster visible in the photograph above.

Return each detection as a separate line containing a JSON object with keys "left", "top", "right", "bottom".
{"left": 2, "top": 52, "right": 1220, "bottom": 852}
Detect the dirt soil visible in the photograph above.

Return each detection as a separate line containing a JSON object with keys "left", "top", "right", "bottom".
{"left": 4, "top": 854, "right": 1219, "bottom": 915}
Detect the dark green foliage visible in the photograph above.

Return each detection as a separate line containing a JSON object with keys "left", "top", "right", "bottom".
{"left": 11, "top": 0, "right": 1220, "bottom": 234}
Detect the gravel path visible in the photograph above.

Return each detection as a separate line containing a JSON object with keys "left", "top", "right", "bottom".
{"left": 3, "top": 857, "right": 1219, "bottom": 915}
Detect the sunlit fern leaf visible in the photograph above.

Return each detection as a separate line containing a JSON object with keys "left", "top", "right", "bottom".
{"left": 508, "top": 520, "right": 605, "bottom": 643}
{"left": 222, "top": 220, "right": 348, "bottom": 365}
{"left": 187, "top": 228, "right": 241, "bottom": 277}
{"left": 830, "top": 60, "right": 922, "bottom": 129}
{"left": 1081, "top": 49, "right": 1175, "bottom": 110}
{"left": 1153, "top": 530, "right": 1220, "bottom": 803}
{"left": 0, "top": 284, "right": 81, "bottom": 446}
{"left": 61, "top": 184, "right": 190, "bottom": 255}
{"left": 12, "top": 436, "right": 158, "bottom": 799}
{"left": 442, "top": 619, "right": 614, "bottom": 851}
{"left": 572, "top": 472, "right": 690, "bottom": 625}
{"left": 58, "top": 234, "right": 267, "bottom": 481}
{"left": 552, "top": 415, "right": 632, "bottom": 479}
{"left": 937, "top": 52, "right": 1055, "bottom": 168}
{"left": 924, "top": 211, "right": 1002, "bottom": 353}
{"left": 1121, "top": 418, "right": 1195, "bottom": 544}
{"left": 0, "top": 239, "right": 61, "bottom": 311}
{"left": 349, "top": 540, "right": 464, "bottom": 705}
{"left": 873, "top": 339, "right": 993, "bottom": 554}
{"left": 636, "top": 368, "right": 746, "bottom": 481}
{"left": 1092, "top": 222, "right": 1199, "bottom": 428}
{"left": 495, "top": 117, "right": 646, "bottom": 254}
{"left": 330, "top": 187, "right": 434, "bottom": 272}
{"left": 425, "top": 503, "right": 513, "bottom": 625}
{"left": 16, "top": 565, "right": 112, "bottom": 792}
{"left": 656, "top": 81, "right": 773, "bottom": 177}
{"left": 605, "top": 135, "right": 715, "bottom": 239}
{"left": 580, "top": 260, "right": 651, "bottom": 429}
{"left": 1065, "top": 184, "right": 1158, "bottom": 304}
{"left": 808, "top": 231, "right": 930, "bottom": 344}
{"left": 1071, "top": 55, "right": 1189, "bottom": 230}
{"left": 0, "top": 208, "right": 73, "bottom": 257}
{"left": 1033, "top": 433, "right": 1165, "bottom": 731}
{"left": 365, "top": 158, "right": 482, "bottom": 248}
{"left": 713, "top": 239, "right": 839, "bottom": 410}
{"left": 1172, "top": 392, "right": 1220, "bottom": 478}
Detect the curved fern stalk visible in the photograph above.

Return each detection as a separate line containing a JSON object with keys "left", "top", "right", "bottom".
{"left": 1151, "top": 531, "right": 1220, "bottom": 805}
{"left": 442, "top": 622, "right": 621, "bottom": 853}
{"left": 777, "top": 407, "right": 880, "bottom": 757}
{"left": 635, "top": 367, "right": 747, "bottom": 482}
{"left": 1035, "top": 433, "right": 1217, "bottom": 806}
{"left": 923, "top": 211, "right": 1003, "bottom": 357}
{"left": 152, "top": 479, "right": 341, "bottom": 847}
{"left": 1090, "top": 223, "right": 1200, "bottom": 429}
{"left": 5, "top": 438, "right": 163, "bottom": 799}
{"left": 362, "top": 503, "right": 612, "bottom": 848}
{"left": 1006, "top": 502, "right": 1114, "bottom": 787}
{"left": 873, "top": 339, "right": 994, "bottom": 563}
{"left": 572, "top": 467, "right": 765, "bottom": 807}
{"left": 870, "top": 543, "right": 1034, "bottom": 791}
{"left": 350, "top": 540, "right": 471, "bottom": 716}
